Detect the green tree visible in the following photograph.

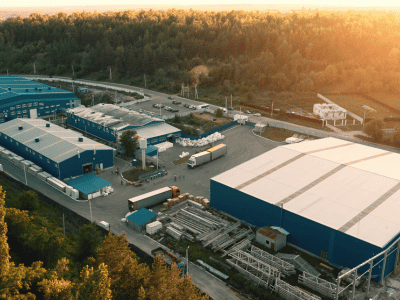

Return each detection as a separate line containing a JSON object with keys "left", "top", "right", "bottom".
{"left": 364, "top": 120, "right": 383, "bottom": 141}
{"left": 73, "top": 223, "right": 103, "bottom": 263}
{"left": 17, "top": 190, "right": 40, "bottom": 212}
{"left": 215, "top": 108, "right": 223, "bottom": 118}
{"left": 120, "top": 130, "right": 139, "bottom": 157}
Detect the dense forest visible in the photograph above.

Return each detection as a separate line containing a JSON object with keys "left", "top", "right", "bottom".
{"left": 0, "top": 185, "right": 208, "bottom": 299}
{"left": 1, "top": 9, "right": 400, "bottom": 95}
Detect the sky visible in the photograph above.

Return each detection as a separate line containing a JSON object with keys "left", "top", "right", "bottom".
{"left": 3, "top": 0, "right": 400, "bottom": 8}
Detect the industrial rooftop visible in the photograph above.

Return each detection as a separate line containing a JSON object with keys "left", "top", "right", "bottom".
{"left": 68, "top": 104, "right": 163, "bottom": 130}
{"left": 0, "top": 118, "right": 113, "bottom": 163}
{"left": 212, "top": 137, "right": 400, "bottom": 248}
{"left": 0, "top": 76, "right": 78, "bottom": 109}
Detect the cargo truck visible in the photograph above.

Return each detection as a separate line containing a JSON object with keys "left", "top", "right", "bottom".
{"left": 187, "top": 144, "right": 227, "bottom": 168}
{"left": 128, "top": 186, "right": 180, "bottom": 212}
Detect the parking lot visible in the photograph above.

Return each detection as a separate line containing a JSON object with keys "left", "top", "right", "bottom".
{"left": 92, "top": 125, "right": 280, "bottom": 223}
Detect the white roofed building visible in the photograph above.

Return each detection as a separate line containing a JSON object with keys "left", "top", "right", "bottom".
{"left": 211, "top": 137, "right": 400, "bottom": 281}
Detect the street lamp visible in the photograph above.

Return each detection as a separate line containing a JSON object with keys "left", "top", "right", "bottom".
{"left": 89, "top": 199, "right": 93, "bottom": 223}
{"left": 186, "top": 246, "right": 190, "bottom": 276}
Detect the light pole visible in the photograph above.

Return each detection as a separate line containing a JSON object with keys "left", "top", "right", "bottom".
{"left": 23, "top": 164, "right": 27, "bottom": 186}
{"left": 186, "top": 246, "right": 190, "bottom": 276}
{"left": 271, "top": 102, "right": 274, "bottom": 118}
{"left": 62, "top": 211, "right": 65, "bottom": 237}
{"left": 89, "top": 199, "right": 93, "bottom": 223}
{"left": 157, "top": 148, "right": 159, "bottom": 170}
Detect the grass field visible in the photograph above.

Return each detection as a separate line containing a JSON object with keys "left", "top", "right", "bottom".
{"left": 327, "top": 94, "right": 400, "bottom": 121}
{"left": 368, "top": 93, "right": 400, "bottom": 111}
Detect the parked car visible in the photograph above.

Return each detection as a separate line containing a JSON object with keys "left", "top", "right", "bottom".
{"left": 184, "top": 104, "right": 190, "bottom": 108}
{"left": 190, "top": 105, "right": 197, "bottom": 110}
{"left": 152, "top": 104, "right": 158, "bottom": 108}
{"left": 160, "top": 104, "right": 165, "bottom": 108}
{"left": 168, "top": 96, "right": 173, "bottom": 99}
{"left": 244, "top": 110, "right": 251, "bottom": 114}
{"left": 172, "top": 100, "right": 182, "bottom": 105}
{"left": 171, "top": 108, "right": 179, "bottom": 112}
{"left": 227, "top": 107, "right": 235, "bottom": 110}
{"left": 164, "top": 107, "right": 170, "bottom": 111}
{"left": 253, "top": 113, "right": 261, "bottom": 117}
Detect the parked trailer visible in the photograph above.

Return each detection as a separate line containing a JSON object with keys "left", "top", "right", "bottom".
{"left": 128, "top": 186, "right": 180, "bottom": 211}
{"left": 187, "top": 144, "right": 227, "bottom": 168}
{"left": 47, "top": 177, "right": 66, "bottom": 192}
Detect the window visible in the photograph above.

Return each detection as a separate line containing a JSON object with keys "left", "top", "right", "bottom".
{"left": 75, "top": 120, "right": 77, "bottom": 124}
{"left": 16, "top": 105, "right": 21, "bottom": 109}
{"left": 25, "top": 147, "right": 29, "bottom": 151}
{"left": 56, "top": 104, "right": 60, "bottom": 107}
{"left": 265, "top": 239, "right": 270, "bottom": 245}
{"left": 23, "top": 110, "right": 27, "bottom": 113}
{"left": 54, "top": 163, "right": 58, "bottom": 167}
{"left": 0, "top": 119, "right": 4, "bottom": 123}
{"left": 16, "top": 142, "right": 18, "bottom": 145}
{"left": 46, "top": 111, "right": 50, "bottom": 113}
{"left": 174, "top": 134, "right": 181, "bottom": 137}
{"left": 33, "top": 102, "right": 38, "bottom": 106}
{"left": 98, "top": 126, "right": 101, "bottom": 129}
{"left": 32, "top": 151, "right": 35, "bottom": 155}
{"left": 39, "top": 103, "right": 44, "bottom": 106}
{"left": 23, "top": 115, "right": 28, "bottom": 118}
{"left": 93, "top": 124, "right": 95, "bottom": 127}
{"left": 151, "top": 139, "right": 157, "bottom": 143}
{"left": 51, "top": 110, "right": 55, "bottom": 112}
{"left": 17, "top": 116, "right": 22, "bottom": 118}
{"left": 47, "top": 159, "right": 50, "bottom": 163}
{"left": 0, "top": 114, "right": 3, "bottom": 117}
{"left": 39, "top": 107, "right": 44, "bottom": 110}
{"left": 4, "top": 136, "right": 7, "bottom": 140}
{"left": 45, "top": 106, "right": 49, "bottom": 109}
{"left": 159, "top": 137, "right": 166, "bottom": 141}
{"left": 22, "top": 104, "right": 27, "bottom": 108}
{"left": 11, "top": 112, "right": 15, "bottom": 116}
{"left": 10, "top": 107, "right": 15, "bottom": 110}
{"left": 51, "top": 105, "right": 55, "bottom": 108}
{"left": 39, "top": 155, "right": 42, "bottom": 159}
{"left": 28, "top": 103, "right": 32, "bottom": 107}
{"left": 106, "top": 128, "right": 109, "bottom": 132}
{"left": 17, "top": 111, "right": 21, "bottom": 114}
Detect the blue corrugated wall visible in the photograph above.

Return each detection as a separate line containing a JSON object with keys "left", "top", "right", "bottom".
{"left": 0, "top": 132, "right": 114, "bottom": 180}
{"left": 210, "top": 180, "right": 397, "bottom": 281}
{"left": 60, "top": 149, "right": 114, "bottom": 180}
{"left": 67, "top": 114, "right": 117, "bottom": 142}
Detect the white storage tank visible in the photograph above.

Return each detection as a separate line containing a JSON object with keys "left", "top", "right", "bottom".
{"left": 146, "top": 221, "right": 162, "bottom": 235}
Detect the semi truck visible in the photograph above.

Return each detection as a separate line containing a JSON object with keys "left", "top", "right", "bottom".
{"left": 187, "top": 144, "right": 227, "bottom": 168}
{"left": 128, "top": 186, "right": 180, "bottom": 212}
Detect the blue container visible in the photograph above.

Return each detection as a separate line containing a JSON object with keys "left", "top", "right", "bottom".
{"left": 132, "top": 159, "right": 137, "bottom": 166}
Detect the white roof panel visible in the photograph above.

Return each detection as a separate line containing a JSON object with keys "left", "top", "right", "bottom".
{"left": 134, "top": 123, "right": 180, "bottom": 140}
{"left": 282, "top": 137, "right": 351, "bottom": 153}
{"left": 212, "top": 137, "right": 400, "bottom": 248}
{"left": 310, "top": 143, "right": 388, "bottom": 165}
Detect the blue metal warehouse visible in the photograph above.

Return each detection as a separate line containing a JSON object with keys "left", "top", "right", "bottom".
{"left": 126, "top": 208, "right": 157, "bottom": 232}
{"left": 66, "top": 104, "right": 181, "bottom": 145}
{"left": 65, "top": 173, "right": 112, "bottom": 200}
{"left": 211, "top": 137, "right": 400, "bottom": 282}
{"left": 0, "top": 76, "right": 80, "bottom": 123}
{"left": 0, "top": 118, "right": 114, "bottom": 180}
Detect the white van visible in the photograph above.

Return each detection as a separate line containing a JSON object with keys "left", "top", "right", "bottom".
{"left": 196, "top": 104, "right": 210, "bottom": 110}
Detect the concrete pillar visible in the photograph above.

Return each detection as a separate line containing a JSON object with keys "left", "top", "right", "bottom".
{"left": 393, "top": 240, "right": 400, "bottom": 276}
{"left": 351, "top": 270, "right": 357, "bottom": 300}
{"left": 381, "top": 251, "right": 388, "bottom": 285}
{"left": 366, "top": 260, "right": 373, "bottom": 298}
{"left": 345, "top": 119, "right": 347, "bottom": 125}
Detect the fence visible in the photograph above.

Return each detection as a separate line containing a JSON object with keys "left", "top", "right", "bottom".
{"left": 180, "top": 121, "right": 238, "bottom": 140}
{"left": 317, "top": 94, "right": 364, "bottom": 124}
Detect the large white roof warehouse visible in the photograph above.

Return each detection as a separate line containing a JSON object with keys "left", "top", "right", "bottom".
{"left": 211, "top": 137, "right": 400, "bottom": 275}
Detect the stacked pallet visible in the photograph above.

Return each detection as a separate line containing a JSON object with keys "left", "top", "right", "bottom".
{"left": 167, "top": 199, "right": 174, "bottom": 207}
{"left": 188, "top": 195, "right": 195, "bottom": 201}
{"left": 202, "top": 198, "right": 210, "bottom": 207}
{"left": 163, "top": 202, "right": 169, "bottom": 209}
{"left": 178, "top": 195, "right": 185, "bottom": 203}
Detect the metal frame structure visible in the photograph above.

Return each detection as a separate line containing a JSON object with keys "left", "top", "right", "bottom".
{"left": 227, "top": 250, "right": 281, "bottom": 288}
{"left": 275, "top": 278, "right": 321, "bottom": 300}
{"left": 299, "top": 272, "right": 343, "bottom": 299}
{"left": 222, "top": 238, "right": 252, "bottom": 257}
{"left": 250, "top": 246, "right": 296, "bottom": 275}
{"left": 335, "top": 239, "right": 400, "bottom": 300}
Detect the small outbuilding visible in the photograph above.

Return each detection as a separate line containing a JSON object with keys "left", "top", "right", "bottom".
{"left": 65, "top": 173, "right": 112, "bottom": 200}
{"left": 126, "top": 208, "right": 157, "bottom": 232}
{"left": 77, "top": 87, "right": 88, "bottom": 93}
{"left": 256, "top": 226, "right": 288, "bottom": 252}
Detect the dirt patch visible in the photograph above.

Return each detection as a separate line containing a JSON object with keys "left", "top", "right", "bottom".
{"left": 190, "top": 65, "right": 209, "bottom": 86}
{"left": 122, "top": 161, "right": 155, "bottom": 182}
{"left": 193, "top": 112, "right": 226, "bottom": 125}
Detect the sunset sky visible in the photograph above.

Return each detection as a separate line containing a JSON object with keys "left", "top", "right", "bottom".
{"left": 4, "top": 0, "right": 400, "bottom": 8}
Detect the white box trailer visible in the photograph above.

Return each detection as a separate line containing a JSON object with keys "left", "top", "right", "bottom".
{"left": 47, "top": 177, "right": 66, "bottom": 192}
{"left": 99, "top": 221, "right": 110, "bottom": 230}
{"left": 71, "top": 189, "right": 79, "bottom": 199}
{"left": 28, "top": 167, "right": 40, "bottom": 175}
{"left": 146, "top": 221, "right": 162, "bottom": 235}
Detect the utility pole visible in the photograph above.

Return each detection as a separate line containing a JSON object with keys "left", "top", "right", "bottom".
{"left": 34, "top": 63, "right": 36, "bottom": 75}
{"left": 181, "top": 83, "right": 184, "bottom": 96}
{"left": 186, "top": 246, "right": 190, "bottom": 277}
{"left": 195, "top": 86, "right": 199, "bottom": 99}
{"left": 225, "top": 97, "right": 228, "bottom": 110}
{"left": 72, "top": 65, "right": 74, "bottom": 76}
{"left": 92, "top": 95, "right": 94, "bottom": 107}
{"left": 144, "top": 74, "right": 146, "bottom": 88}
{"left": 231, "top": 94, "right": 233, "bottom": 108}
{"left": 62, "top": 211, "right": 65, "bottom": 237}
{"left": 72, "top": 82, "right": 74, "bottom": 93}
{"left": 7, "top": 69, "right": 8, "bottom": 76}
{"left": 24, "top": 164, "right": 27, "bottom": 186}
{"left": 160, "top": 102, "right": 162, "bottom": 119}
{"left": 187, "top": 83, "right": 189, "bottom": 98}
{"left": 157, "top": 148, "right": 159, "bottom": 170}
{"left": 271, "top": 102, "right": 273, "bottom": 117}
{"left": 89, "top": 199, "right": 93, "bottom": 223}
{"left": 109, "top": 68, "right": 112, "bottom": 81}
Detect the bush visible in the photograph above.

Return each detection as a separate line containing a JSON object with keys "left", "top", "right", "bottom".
{"left": 364, "top": 119, "right": 383, "bottom": 141}
{"left": 215, "top": 108, "right": 223, "bottom": 118}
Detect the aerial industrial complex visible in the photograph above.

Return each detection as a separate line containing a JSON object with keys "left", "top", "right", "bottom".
{"left": 0, "top": 76, "right": 80, "bottom": 123}
{"left": 66, "top": 104, "right": 181, "bottom": 145}
{"left": 211, "top": 137, "right": 400, "bottom": 280}
{"left": 0, "top": 118, "right": 114, "bottom": 179}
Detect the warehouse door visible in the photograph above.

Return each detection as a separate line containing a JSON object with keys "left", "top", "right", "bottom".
{"left": 82, "top": 163, "right": 93, "bottom": 174}
{"left": 30, "top": 109, "right": 37, "bottom": 119}
{"left": 167, "top": 135, "right": 173, "bottom": 143}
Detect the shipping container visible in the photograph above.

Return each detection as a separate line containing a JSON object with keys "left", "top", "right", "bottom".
{"left": 128, "top": 186, "right": 180, "bottom": 211}
{"left": 47, "top": 177, "right": 66, "bottom": 192}
{"left": 146, "top": 221, "right": 162, "bottom": 235}
{"left": 208, "top": 144, "right": 227, "bottom": 160}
